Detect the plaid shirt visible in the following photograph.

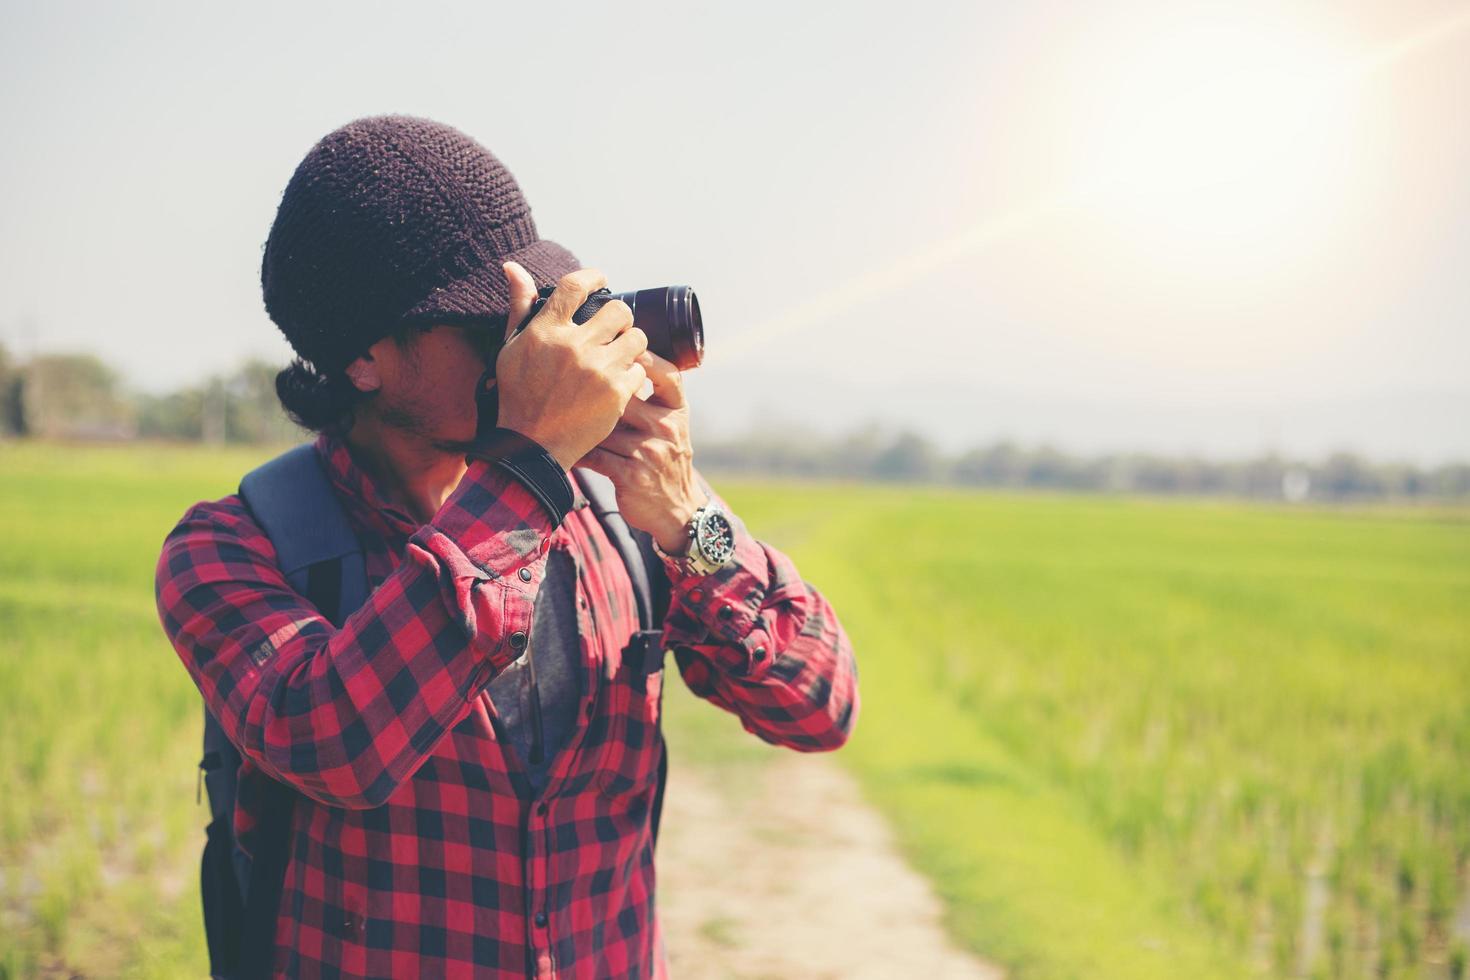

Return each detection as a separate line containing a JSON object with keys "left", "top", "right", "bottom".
{"left": 155, "top": 434, "right": 859, "bottom": 979}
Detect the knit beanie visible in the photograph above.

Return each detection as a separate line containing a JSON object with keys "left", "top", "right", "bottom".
{"left": 262, "top": 115, "right": 580, "bottom": 373}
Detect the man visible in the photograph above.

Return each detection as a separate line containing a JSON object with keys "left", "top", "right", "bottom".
{"left": 155, "top": 115, "right": 859, "bottom": 979}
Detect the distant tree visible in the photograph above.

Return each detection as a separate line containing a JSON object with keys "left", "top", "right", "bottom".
{"left": 1235, "top": 455, "right": 1288, "bottom": 498}
{"left": 136, "top": 388, "right": 205, "bottom": 440}
{"left": 1093, "top": 455, "right": 1136, "bottom": 493}
{"left": 0, "top": 343, "right": 21, "bottom": 436}
{"left": 872, "top": 431, "right": 941, "bottom": 482}
{"left": 694, "top": 423, "right": 831, "bottom": 476}
{"left": 225, "top": 360, "right": 301, "bottom": 444}
{"left": 1429, "top": 464, "right": 1470, "bottom": 498}
{"left": 828, "top": 424, "right": 887, "bottom": 479}
{"left": 21, "top": 353, "right": 135, "bottom": 439}
{"left": 135, "top": 360, "right": 299, "bottom": 444}
{"left": 1316, "top": 452, "right": 1383, "bottom": 499}
{"left": 1026, "top": 445, "right": 1084, "bottom": 489}
{"left": 952, "top": 441, "right": 1027, "bottom": 487}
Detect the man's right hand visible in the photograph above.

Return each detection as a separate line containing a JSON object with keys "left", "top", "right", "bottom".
{"left": 492, "top": 263, "right": 649, "bottom": 471}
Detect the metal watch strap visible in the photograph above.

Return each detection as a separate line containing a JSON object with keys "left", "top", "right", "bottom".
{"left": 465, "top": 428, "right": 575, "bottom": 526}
{"left": 652, "top": 534, "right": 701, "bottom": 576}
{"left": 655, "top": 503, "right": 729, "bottom": 576}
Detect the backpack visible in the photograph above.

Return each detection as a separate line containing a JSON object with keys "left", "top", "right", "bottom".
{"left": 197, "top": 443, "right": 670, "bottom": 980}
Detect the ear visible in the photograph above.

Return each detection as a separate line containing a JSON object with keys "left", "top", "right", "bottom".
{"left": 344, "top": 352, "right": 382, "bottom": 393}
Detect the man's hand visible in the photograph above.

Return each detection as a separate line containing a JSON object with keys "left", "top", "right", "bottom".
{"left": 492, "top": 263, "right": 649, "bottom": 471}
{"left": 579, "top": 351, "right": 707, "bottom": 555}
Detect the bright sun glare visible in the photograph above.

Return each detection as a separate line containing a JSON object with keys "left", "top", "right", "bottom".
{"left": 722, "top": 5, "right": 1470, "bottom": 365}
{"left": 1071, "top": 14, "right": 1362, "bottom": 251}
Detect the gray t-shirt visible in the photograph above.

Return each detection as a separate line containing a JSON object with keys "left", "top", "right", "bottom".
{"left": 485, "top": 546, "right": 582, "bottom": 796}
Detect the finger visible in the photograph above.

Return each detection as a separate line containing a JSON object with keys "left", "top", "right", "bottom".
{"left": 578, "top": 446, "right": 633, "bottom": 478}
{"left": 616, "top": 395, "right": 684, "bottom": 439}
{"left": 616, "top": 361, "right": 649, "bottom": 404}
{"left": 596, "top": 425, "right": 645, "bottom": 458}
{"left": 584, "top": 298, "right": 634, "bottom": 343}
{"left": 617, "top": 394, "right": 658, "bottom": 429}
{"left": 639, "top": 350, "right": 686, "bottom": 409}
{"left": 608, "top": 362, "right": 649, "bottom": 411}
{"left": 502, "top": 261, "right": 538, "bottom": 345}
{"left": 605, "top": 326, "right": 649, "bottom": 366}
{"left": 541, "top": 268, "right": 608, "bottom": 326}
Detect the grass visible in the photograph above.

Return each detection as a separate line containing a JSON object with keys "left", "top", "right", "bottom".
{"left": 725, "top": 483, "right": 1470, "bottom": 979}
{"left": 0, "top": 441, "right": 283, "bottom": 978}
{"left": 2, "top": 442, "right": 1467, "bottom": 978}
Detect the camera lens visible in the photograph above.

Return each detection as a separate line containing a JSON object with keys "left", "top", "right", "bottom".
{"left": 611, "top": 286, "right": 704, "bottom": 371}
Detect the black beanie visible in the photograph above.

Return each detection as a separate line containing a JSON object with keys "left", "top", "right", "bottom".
{"left": 262, "top": 115, "right": 581, "bottom": 373}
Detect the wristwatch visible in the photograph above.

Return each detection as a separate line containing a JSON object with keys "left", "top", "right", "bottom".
{"left": 655, "top": 501, "right": 737, "bottom": 575}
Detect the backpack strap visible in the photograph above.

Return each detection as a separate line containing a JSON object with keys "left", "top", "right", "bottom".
{"left": 572, "top": 468, "right": 669, "bottom": 671}
{"left": 199, "top": 442, "right": 368, "bottom": 980}
{"left": 240, "top": 443, "right": 368, "bottom": 614}
{"left": 571, "top": 468, "right": 673, "bottom": 849}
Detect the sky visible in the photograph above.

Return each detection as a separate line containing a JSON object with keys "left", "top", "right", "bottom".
{"left": 1, "top": 0, "right": 1467, "bottom": 463}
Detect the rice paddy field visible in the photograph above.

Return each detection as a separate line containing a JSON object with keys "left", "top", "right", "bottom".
{"left": 2, "top": 441, "right": 1467, "bottom": 978}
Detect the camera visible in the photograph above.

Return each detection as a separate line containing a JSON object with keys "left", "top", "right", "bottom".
{"left": 516, "top": 285, "right": 704, "bottom": 371}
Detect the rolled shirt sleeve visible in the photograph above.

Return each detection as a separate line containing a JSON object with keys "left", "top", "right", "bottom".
{"left": 156, "top": 460, "right": 555, "bottom": 809}
{"left": 658, "top": 476, "right": 859, "bottom": 751}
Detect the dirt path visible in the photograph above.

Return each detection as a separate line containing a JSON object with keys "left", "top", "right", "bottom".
{"left": 656, "top": 751, "right": 1004, "bottom": 979}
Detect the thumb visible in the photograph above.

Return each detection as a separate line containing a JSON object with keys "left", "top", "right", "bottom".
{"left": 503, "top": 261, "right": 538, "bottom": 346}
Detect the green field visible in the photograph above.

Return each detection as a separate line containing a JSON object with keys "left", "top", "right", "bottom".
{"left": 2, "top": 442, "right": 1468, "bottom": 978}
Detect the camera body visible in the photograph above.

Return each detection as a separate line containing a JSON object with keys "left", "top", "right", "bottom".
{"left": 519, "top": 285, "right": 704, "bottom": 371}
{"left": 477, "top": 284, "right": 705, "bottom": 436}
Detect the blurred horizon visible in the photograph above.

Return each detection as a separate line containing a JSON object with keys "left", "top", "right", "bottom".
{"left": 2, "top": 0, "right": 1468, "bottom": 464}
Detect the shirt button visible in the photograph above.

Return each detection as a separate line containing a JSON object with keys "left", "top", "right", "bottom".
{"left": 534, "top": 910, "right": 548, "bottom": 928}
{"left": 753, "top": 646, "right": 767, "bottom": 660}
{"left": 519, "top": 567, "right": 533, "bottom": 582}
{"left": 509, "top": 631, "right": 528, "bottom": 651}
{"left": 689, "top": 588, "right": 704, "bottom": 603}
{"left": 717, "top": 605, "right": 734, "bottom": 621}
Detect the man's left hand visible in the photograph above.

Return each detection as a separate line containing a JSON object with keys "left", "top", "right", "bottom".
{"left": 579, "top": 351, "right": 707, "bottom": 555}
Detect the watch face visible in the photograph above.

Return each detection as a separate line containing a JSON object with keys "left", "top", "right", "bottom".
{"left": 695, "top": 509, "right": 736, "bottom": 566}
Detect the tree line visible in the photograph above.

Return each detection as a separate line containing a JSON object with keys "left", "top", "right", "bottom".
{"left": 695, "top": 425, "right": 1470, "bottom": 501}
{"left": 1, "top": 345, "right": 1465, "bottom": 501}
{"left": 0, "top": 346, "right": 297, "bottom": 445}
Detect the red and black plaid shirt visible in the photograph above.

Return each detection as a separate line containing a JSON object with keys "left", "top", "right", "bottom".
{"left": 155, "top": 434, "right": 859, "bottom": 978}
